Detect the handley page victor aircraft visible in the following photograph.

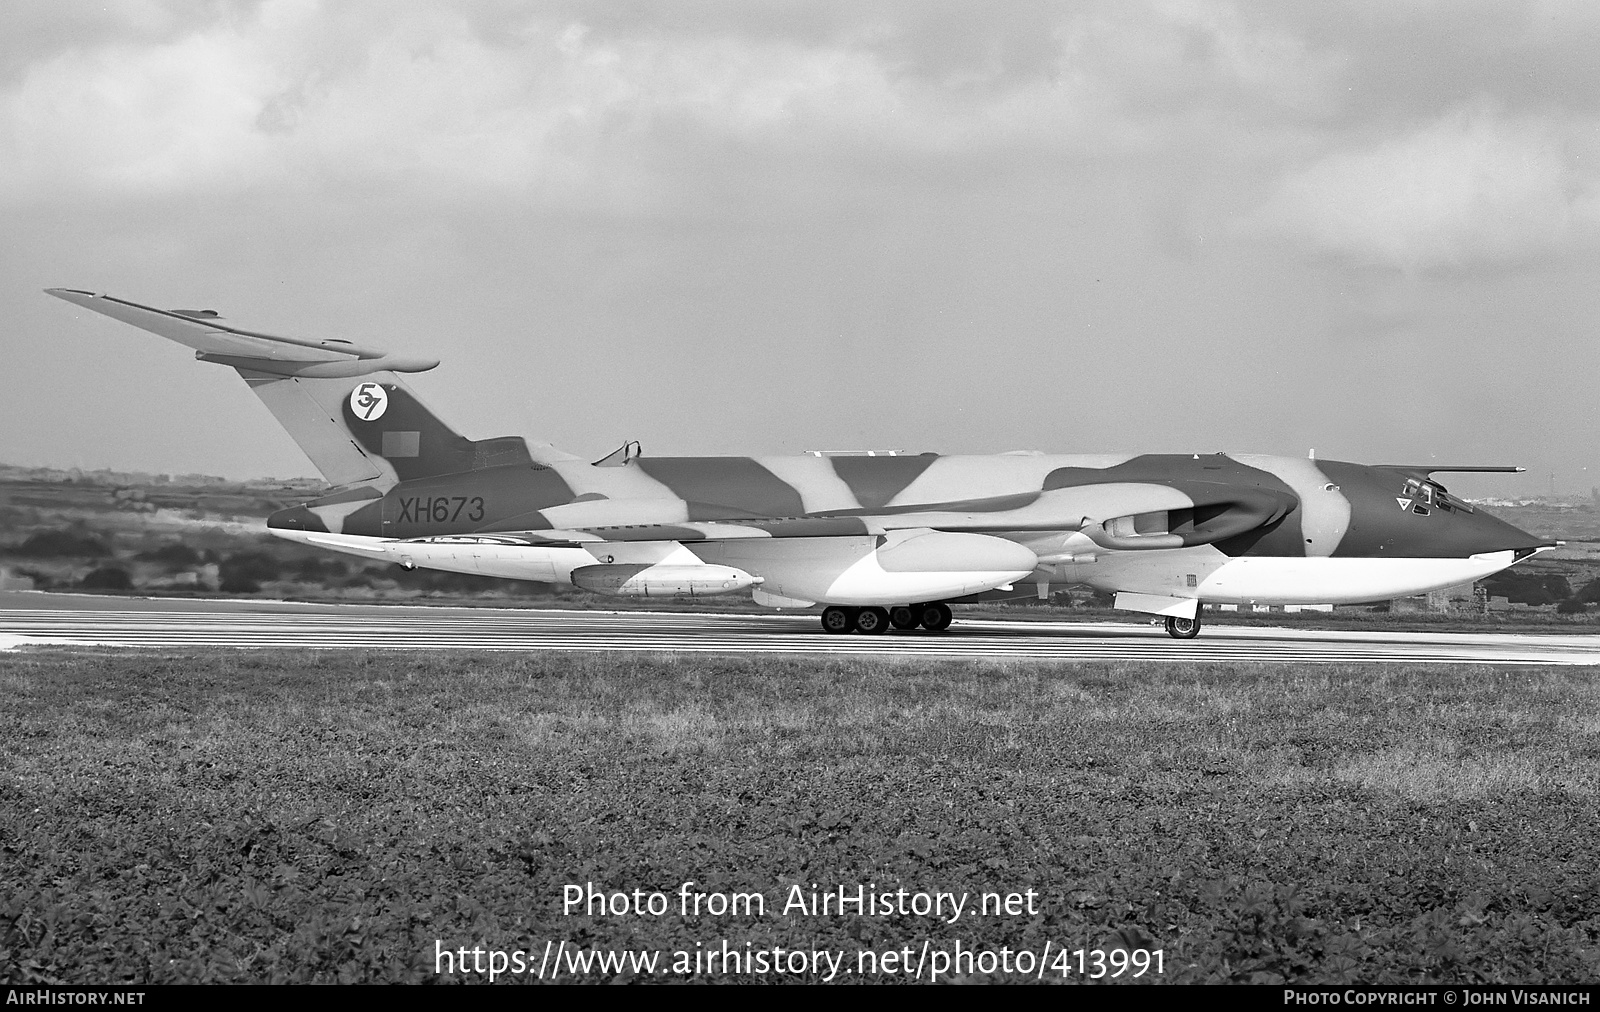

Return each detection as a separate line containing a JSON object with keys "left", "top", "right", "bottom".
{"left": 47, "top": 289, "right": 1553, "bottom": 637}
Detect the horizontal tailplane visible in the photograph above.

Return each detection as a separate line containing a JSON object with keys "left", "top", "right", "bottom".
{"left": 47, "top": 289, "right": 578, "bottom": 489}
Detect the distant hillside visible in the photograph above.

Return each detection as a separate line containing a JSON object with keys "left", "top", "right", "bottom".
{"left": 0, "top": 463, "right": 326, "bottom": 496}
{"left": 0, "top": 465, "right": 569, "bottom": 606}
{"left": 1465, "top": 498, "right": 1600, "bottom": 543}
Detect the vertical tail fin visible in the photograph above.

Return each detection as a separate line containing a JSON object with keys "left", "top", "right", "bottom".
{"left": 239, "top": 370, "right": 513, "bottom": 487}
{"left": 45, "top": 289, "right": 570, "bottom": 488}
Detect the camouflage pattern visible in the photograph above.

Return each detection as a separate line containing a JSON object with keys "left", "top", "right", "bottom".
{"left": 259, "top": 379, "right": 1541, "bottom": 563}
{"left": 48, "top": 290, "right": 1552, "bottom": 620}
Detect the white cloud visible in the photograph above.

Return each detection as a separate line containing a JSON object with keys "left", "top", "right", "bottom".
{"left": 1065, "top": 0, "right": 1346, "bottom": 119}
{"left": 1, "top": 22, "right": 284, "bottom": 194}
{"left": 1251, "top": 103, "right": 1600, "bottom": 270}
{"left": 0, "top": 0, "right": 1349, "bottom": 208}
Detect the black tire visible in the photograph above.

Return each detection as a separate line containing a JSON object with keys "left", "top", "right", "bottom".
{"left": 1165, "top": 615, "right": 1201, "bottom": 639}
{"left": 822, "top": 606, "right": 856, "bottom": 634}
{"left": 854, "top": 607, "right": 891, "bottom": 635}
{"left": 919, "top": 602, "right": 953, "bottom": 632}
{"left": 889, "top": 606, "right": 919, "bottom": 630}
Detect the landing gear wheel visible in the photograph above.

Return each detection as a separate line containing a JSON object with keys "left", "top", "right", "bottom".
{"left": 918, "top": 602, "right": 953, "bottom": 632}
{"left": 1165, "top": 615, "right": 1201, "bottom": 639}
{"left": 854, "top": 607, "right": 891, "bottom": 635}
{"left": 821, "top": 606, "right": 857, "bottom": 634}
{"left": 889, "top": 606, "right": 919, "bottom": 630}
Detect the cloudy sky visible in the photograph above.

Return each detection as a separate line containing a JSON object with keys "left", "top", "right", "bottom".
{"left": 3, "top": 0, "right": 1597, "bottom": 497}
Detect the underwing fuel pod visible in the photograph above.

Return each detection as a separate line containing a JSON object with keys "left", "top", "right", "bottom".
{"left": 46, "top": 289, "right": 1555, "bottom": 638}
{"left": 569, "top": 563, "right": 759, "bottom": 598}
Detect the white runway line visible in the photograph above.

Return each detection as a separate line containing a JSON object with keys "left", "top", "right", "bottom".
{"left": 2, "top": 601, "right": 1599, "bottom": 663}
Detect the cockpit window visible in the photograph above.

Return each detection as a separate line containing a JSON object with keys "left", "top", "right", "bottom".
{"left": 1401, "top": 477, "right": 1474, "bottom": 514}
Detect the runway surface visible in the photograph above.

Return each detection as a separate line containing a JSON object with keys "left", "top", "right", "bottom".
{"left": 1, "top": 591, "right": 1598, "bottom": 663}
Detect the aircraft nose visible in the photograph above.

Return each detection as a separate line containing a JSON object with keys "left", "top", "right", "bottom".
{"left": 1456, "top": 506, "right": 1553, "bottom": 558}
{"left": 1321, "top": 463, "right": 1555, "bottom": 559}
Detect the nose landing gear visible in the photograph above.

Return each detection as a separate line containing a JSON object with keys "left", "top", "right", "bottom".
{"left": 820, "top": 602, "right": 952, "bottom": 634}
{"left": 1165, "top": 614, "right": 1202, "bottom": 639}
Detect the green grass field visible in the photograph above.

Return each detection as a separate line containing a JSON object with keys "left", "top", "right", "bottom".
{"left": 3, "top": 650, "right": 1599, "bottom": 984}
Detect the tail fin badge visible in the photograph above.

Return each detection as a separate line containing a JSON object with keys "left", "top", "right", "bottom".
{"left": 350, "top": 383, "right": 388, "bottom": 421}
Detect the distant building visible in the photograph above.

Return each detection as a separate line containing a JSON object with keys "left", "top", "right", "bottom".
{"left": 1391, "top": 581, "right": 1485, "bottom": 615}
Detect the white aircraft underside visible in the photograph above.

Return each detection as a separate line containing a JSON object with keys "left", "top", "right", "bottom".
{"left": 273, "top": 528, "right": 1534, "bottom": 620}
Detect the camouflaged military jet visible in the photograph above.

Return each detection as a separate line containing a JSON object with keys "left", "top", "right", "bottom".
{"left": 47, "top": 289, "right": 1553, "bottom": 638}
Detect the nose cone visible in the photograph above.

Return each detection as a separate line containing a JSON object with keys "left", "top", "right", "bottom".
{"left": 1455, "top": 507, "right": 1553, "bottom": 558}
{"left": 1322, "top": 463, "right": 1555, "bottom": 558}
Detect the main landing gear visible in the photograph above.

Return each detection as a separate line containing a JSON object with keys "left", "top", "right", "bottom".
{"left": 821, "top": 602, "right": 952, "bottom": 635}
{"left": 1164, "top": 614, "right": 1202, "bottom": 639}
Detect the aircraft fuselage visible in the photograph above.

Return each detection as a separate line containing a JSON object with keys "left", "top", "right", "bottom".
{"left": 266, "top": 450, "right": 1548, "bottom": 612}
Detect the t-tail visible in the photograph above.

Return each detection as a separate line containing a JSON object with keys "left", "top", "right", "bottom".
{"left": 44, "top": 289, "right": 560, "bottom": 490}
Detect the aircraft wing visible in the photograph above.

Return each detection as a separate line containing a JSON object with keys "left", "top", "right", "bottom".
{"left": 296, "top": 476, "right": 1299, "bottom": 609}
{"left": 444, "top": 480, "right": 1299, "bottom": 551}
